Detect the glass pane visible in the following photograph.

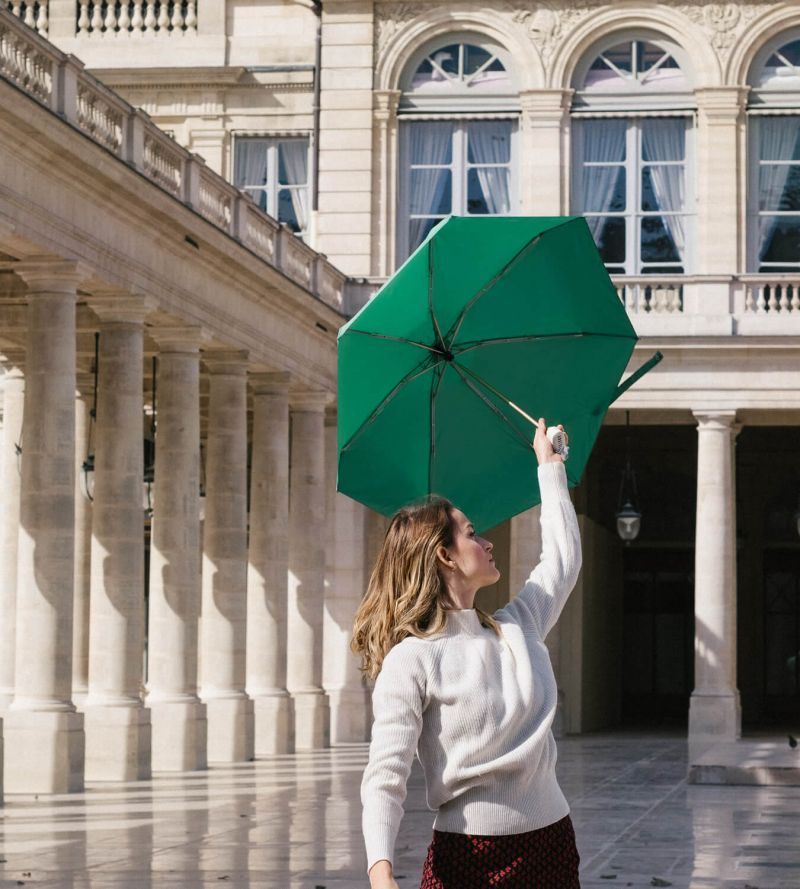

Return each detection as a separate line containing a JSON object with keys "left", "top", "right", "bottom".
{"left": 278, "top": 141, "right": 308, "bottom": 186}
{"left": 642, "top": 119, "right": 685, "bottom": 161}
{"left": 594, "top": 217, "right": 625, "bottom": 264}
{"left": 759, "top": 117, "right": 800, "bottom": 160}
{"left": 582, "top": 119, "right": 626, "bottom": 162}
{"left": 409, "top": 217, "right": 444, "bottom": 253}
{"left": 584, "top": 167, "right": 626, "bottom": 212}
{"left": 759, "top": 163, "right": 800, "bottom": 211}
{"left": 234, "top": 141, "right": 268, "bottom": 188}
{"left": 409, "top": 121, "right": 453, "bottom": 165}
{"left": 642, "top": 166, "right": 684, "bottom": 212}
{"left": 759, "top": 216, "right": 800, "bottom": 264}
{"left": 641, "top": 215, "right": 681, "bottom": 263}
{"left": 278, "top": 189, "right": 300, "bottom": 232}
{"left": 641, "top": 265, "right": 683, "bottom": 275}
{"left": 410, "top": 169, "right": 451, "bottom": 215}
{"left": 245, "top": 187, "right": 268, "bottom": 212}
{"left": 467, "top": 120, "right": 511, "bottom": 164}
{"left": 466, "top": 168, "right": 510, "bottom": 215}
{"left": 464, "top": 44, "right": 492, "bottom": 75}
{"left": 775, "top": 39, "right": 800, "bottom": 67}
{"left": 430, "top": 45, "right": 459, "bottom": 76}
{"left": 638, "top": 41, "right": 678, "bottom": 73}
{"left": 598, "top": 42, "right": 633, "bottom": 73}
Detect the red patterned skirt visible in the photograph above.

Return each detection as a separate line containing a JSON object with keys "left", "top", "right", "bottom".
{"left": 419, "top": 815, "right": 580, "bottom": 889}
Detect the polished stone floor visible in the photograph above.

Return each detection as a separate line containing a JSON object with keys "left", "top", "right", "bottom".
{"left": 0, "top": 733, "right": 798, "bottom": 888}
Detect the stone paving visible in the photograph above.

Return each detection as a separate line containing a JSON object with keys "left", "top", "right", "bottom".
{"left": 0, "top": 733, "right": 798, "bottom": 888}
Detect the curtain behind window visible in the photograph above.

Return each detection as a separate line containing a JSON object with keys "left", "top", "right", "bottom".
{"left": 580, "top": 120, "right": 626, "bottom": 238}
{"left": 234, "top": 140, "right": 268, "bottom": 192}
{"left": 468, "top": 121, "right": 511, "bottom": 214}
{"left": 280, "top": 141, "right": 309, "bottom": 232}
{"left": 408, "top": 121, "right": 454, "bottom": 249}
{"left": 758, "top": 116, "right": 800, "bottom": 260}
{"left": 641, "top": 119, "right": 686, "bottom": 260}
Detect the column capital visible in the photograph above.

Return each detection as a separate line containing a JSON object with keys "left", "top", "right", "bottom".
{"left": 13, "top": 257, "right": 90, "bottom": 294}
{"left": 373, "top": 89, "right": 401, "bottom": 122}
{"left": 86, "top": 291, "right": 153, "bottom": 325}
{"left": 518, "top": 88, "right": 573, "bottom": 119}
{"left": 289, "top": 389, "right": 333, "bottom": 412}
{"left": 693, "top": 410, "right": 738, "bottom": 430}
{"left": 250, "top": 371, "right": 291, "bottom": 396}
{"left": 202, "top": 349, "right": 249, "bottom": 376}
{"left": 150, "top": 325, "right": 206, "bottom": 353}
{"left": 695, "top": 86, "right": 749, "bottom": 119}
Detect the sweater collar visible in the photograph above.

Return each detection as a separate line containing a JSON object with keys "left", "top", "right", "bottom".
{"left": 443, "top": 608, "right": 485, "bottom": 637}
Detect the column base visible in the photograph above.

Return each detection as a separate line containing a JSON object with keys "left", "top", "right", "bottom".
{"left": 204, "top": 694, "right": 254, "bottom": 763}
{"left": 252, "top": 692, "right": 294, "bottom": 756}
{"left": 84, "top": 703, "right": 152, "bottom": 781}
{"left": 3, "top": 708, "right": 85, "bottom": 793}
{"left": 688, "top": 690, "right": 741, "bottom": 757}
{"left": 149, "top": 698, "right": 207, "bottom": 772}
{"left": 328, "top": 688, "right": 370, "bottom": 744}
{"left": 291, "top": 689, "right": 330, "bottom": 751}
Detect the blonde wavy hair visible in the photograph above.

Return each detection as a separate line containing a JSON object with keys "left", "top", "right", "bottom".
{"left": 350, "top": 496, "right": 500, "bottom": 679}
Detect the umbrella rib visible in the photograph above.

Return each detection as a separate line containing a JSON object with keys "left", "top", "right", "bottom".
{"left": 451, "top": 364, "right": 534, "bottom": 452}
{"left": 346, "top": 329, "right": 442, "bottom": 354}
{"left": 428, "top": 240, "right": 447, "bottom": 353}
{"left": 339, "top": 359, "right": 437, "bottom": 455}
{"left": 446, "top": 234, "right": 543, "bottom": 348}
{"left": 429, "top": 363, "right": 445, "bottom": 495}
{"left": 453, "top": 330, "right": 636, "bottom": 356}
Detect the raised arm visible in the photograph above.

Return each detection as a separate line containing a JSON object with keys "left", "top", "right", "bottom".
{"left": 361, "top": 642, "right": 426, "bottom": 882}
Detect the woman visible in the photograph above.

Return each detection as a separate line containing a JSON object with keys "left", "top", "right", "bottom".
{"left": 351, "top": 417, "right": 582, "bottom": 889}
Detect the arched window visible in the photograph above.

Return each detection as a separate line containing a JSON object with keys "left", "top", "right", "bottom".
{"left": 571, "top": 37, "right": 694, "bottom": 277}
{"left": 747, "top": 34, "right": 800, "bottom": 273}
{"left": 397, "top": 35, "right": 519, "bottom": 263}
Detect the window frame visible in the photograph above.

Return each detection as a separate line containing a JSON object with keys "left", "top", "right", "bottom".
{"left": 570, "top": 113, "right": 696, "bottom": 276}
{"left": 397, "top": 117, "right": 520, "bottom": 263}
{"left": 746, "top": 112, "right": 800, "bottom": 273}
{"left": 231, "top": 134, "right": 311, "bottom": 237}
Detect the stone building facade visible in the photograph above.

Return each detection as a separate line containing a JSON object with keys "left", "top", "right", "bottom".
{"left": 1, "top": 0, "right": 799, "bottom": 796}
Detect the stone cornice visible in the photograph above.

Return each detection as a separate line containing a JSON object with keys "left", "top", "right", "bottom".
{"left": 250, "top": 370, "right": 292, "bottom": 395}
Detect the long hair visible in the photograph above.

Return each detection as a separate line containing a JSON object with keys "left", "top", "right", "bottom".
{"left": 350, "top": 496, "right": 500, "bottom": 679}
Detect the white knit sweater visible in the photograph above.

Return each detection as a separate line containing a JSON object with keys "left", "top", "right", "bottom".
{"left": 360, "top": 461, "right": 582, "bottom": 873}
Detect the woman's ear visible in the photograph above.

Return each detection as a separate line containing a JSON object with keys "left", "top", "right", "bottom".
{"left": 435, "top": 544, "right": 452, "bottom": 570}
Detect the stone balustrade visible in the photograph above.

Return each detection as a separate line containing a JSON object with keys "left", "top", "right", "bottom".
{"left": 612, "top": 277, "right": 685, "bottom": 315}
{"left": 739, "top": 275, "right": 800, "bottom": 316}
{"left": 0, "top": 4, "right": 347, "bottom": 314}
{"left": 5, "top": 0, "right": 47, "bottom": 36}
{"left": 76, "top": 0, "right": 196, "bottom": 35}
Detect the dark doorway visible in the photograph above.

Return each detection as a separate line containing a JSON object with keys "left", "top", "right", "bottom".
{"left": 763, "top": 549, "right": 800, "bottom": 722}
{"left": 622, "top": 548, "right": 694, "bottom": 725}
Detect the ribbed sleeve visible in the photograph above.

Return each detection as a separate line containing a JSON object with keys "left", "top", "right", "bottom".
{"left": 504, "top": 461, "right": 582, "bottom": 638}
{"left": 360, "top": 643, "right": 426, "bottom": 872}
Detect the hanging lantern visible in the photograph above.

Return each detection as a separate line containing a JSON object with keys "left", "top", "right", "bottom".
{"left": 143, "top": 356, "right": 156, "bottom": 518}
{"left": 615, "top": 411, "right": 641, "bottom": 544}
{"left": 82, "top": 332, "right": 99, "bottom": 502}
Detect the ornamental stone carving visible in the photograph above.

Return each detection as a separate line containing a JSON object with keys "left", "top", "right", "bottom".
{"left": 677, "top": 1, "right": 773, "bottom": 57}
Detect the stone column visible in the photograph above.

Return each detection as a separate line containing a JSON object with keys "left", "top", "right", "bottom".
{"left": 323, "top": 407, "right": 369, "bottom": 744}
{"left": 518, "top": 90, "right": 572, "bottom": 215}
{"left": 83, "top": 297, "right": 151, "bottom": 781}
{"left": 4, "top": 259, "right": 85, "bottom": 794}
{"left": 688, "top": 411, "right": 741, "bottom": 755}
{"left": 287, "top": 389, "right": 331, "bottom": 750}
{"left": 373, "top": 89, "right": 401, "bottom": 277}
{"left": 200, "top": 351, "right": 254, "bottom": 763}
{"left": 246, "top": 372, "right": 293, "bottom": 755}
{"left": 146, "top": 327, "right": 207, "bottom": 772}
{"left": 72, "top": 371, "right": 94, "bottom": 710}
{"left": 0, "top": 354, "right": 24, "bottom": 713}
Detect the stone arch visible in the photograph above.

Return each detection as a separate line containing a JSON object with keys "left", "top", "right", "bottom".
{"left": 550, "top": 7, "right": 720, "bottom": 91}
{"left": 726, "top": 5, "right": 800, "bottom": 87}
{"left": 375, "top": 9, "right": 545, "bottom": 94}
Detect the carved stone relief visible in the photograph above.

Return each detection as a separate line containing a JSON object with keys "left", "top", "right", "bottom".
{"left": 374, "top": 1, "right": 786, "bottom": 75}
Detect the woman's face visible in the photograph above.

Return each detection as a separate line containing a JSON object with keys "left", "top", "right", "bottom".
{"left": 443, "top": 508, "right": 501, "bottom": 588}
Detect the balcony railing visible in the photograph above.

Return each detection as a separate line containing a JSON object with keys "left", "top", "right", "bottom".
{"left": 0, "top": 5, "right": 348, "bottom": 314}
{"left": 5, "top": 0, "right": 47, "bottom": 36}
{"left": 76, "top": 0, "right": 196, "bottom": 35}
{"left": 612, "top": 278, "right": 684, "bottom": 315}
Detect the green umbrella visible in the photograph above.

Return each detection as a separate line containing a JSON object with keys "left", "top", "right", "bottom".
{"left": 337, "top": 216, "right": 661, "bottom": 533}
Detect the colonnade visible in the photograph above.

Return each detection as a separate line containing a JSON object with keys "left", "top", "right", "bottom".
{"left": 0, "top": 261, "right": 370, "bottom": 794}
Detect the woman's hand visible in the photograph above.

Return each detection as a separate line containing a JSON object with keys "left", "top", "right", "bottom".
{"left": 533, "top": 417, "right": 564, "bottom": 466}
{"left": 369, "top": 859, "right": 399, "bottom": 889}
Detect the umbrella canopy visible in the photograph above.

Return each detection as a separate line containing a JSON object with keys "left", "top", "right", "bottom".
{"left": 337, "top": 215, "right": 661, "bottom": 533}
